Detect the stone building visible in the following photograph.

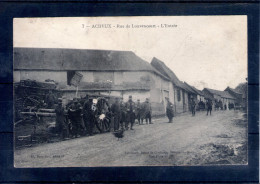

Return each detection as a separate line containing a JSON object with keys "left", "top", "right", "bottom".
{"left": 184, "top": 82, "right": 205, "bottom": 103}
{"left": 14, "top": 47, "right": 173, "bottom": 116}
{"left": 151, "top": 57, "right": 191, "bottom": 114}
{"left": 224, "top": 87, "right": 244, "bottom": 107}
{"left": 183, "top": 82, "right": 206, "bottom": 111}
{"left": 203, "top": 88, "right": 235, "bottom": 110}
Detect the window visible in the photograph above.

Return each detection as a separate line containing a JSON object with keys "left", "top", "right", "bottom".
{"left": 177, "top": 89, "right": 181, "bottom": 101}
{"left": 67, "top": 71, "right": 76, "bottom": 85}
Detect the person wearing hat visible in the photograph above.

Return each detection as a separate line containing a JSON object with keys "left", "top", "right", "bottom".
{"left": 119, "top": 98, "right": 126, "bottom": 129}
{"left": 135, "top": 99, "right": 142, "bottom": 125}
{"left": 190, "top": 96, "right": 196, "bottom": 116}
{"left": 111, "top": 97, "right": 121, "bottom": 131}
{"left": 68, "top": 98, "right": 83, "bottom": 138}
{"left": 55, "top": 98, "right": 67, "bottom": 140}
{"left": 142, "top": 98, "right": 152, "bottom": 124}
{"left": 83, "top": 96, "right": 95, "bottom": 136}
{"left": 125, "top": 95, "right": 136, "bottom": 130}
{"left": 166, "top": 98, "right": 174, "bottom": 123}
{"left": 206, "top": 99, "right": 213, "bottom": 116}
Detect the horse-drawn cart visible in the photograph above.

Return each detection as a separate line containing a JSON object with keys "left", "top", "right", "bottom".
{"left": 14, "top": 79, "right": 60, "bottom": 148}
{"left": 67, "top": 94, "right": 117, "bottom": 134}
{"left": 14, "top": 79, "right": 60, "bottom": 118}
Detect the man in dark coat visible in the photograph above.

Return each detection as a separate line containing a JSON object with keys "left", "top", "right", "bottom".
{"left": 120, "top": 99, "right": 126, "bottom": 129}
{"left": 83, "top": 96, "right": 95, "bottom": 136}
{"left": 45, "top": 90, "right": 56, "bottom": 108}
{"left": 68, "top": 98, "right": 83, "bottom": 137}
{"left": 206, "top": 99, "right": 213, "bottom": 116}
{"left": 135, "top": 99, "right": 141, "bottom": 125}
{"left": 125, "top": 95, "right": 136, "bottom": 130}
{"left": 166, "top": 98, "right": 174, "bottom": 123}
{"left": 111, "top": 97, "right": 121, "bottom": 131}
{"left": 190, "top": 97, "right": 196, "bottom": 116}
{"left": 142, "top": 98, "right": 152, "bottom": 124}
{"left": 219, "top": 100, "right": 223, "bottom": 110}
{"left": 55, "top": 98, "right": 67, "bottom": 140}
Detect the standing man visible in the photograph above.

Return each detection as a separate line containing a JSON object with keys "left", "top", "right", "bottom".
{"left": 191, "top": 97, "right": 196, "bottom": 116}
{"left": 135, "top": 99, "right": 141, "bottom": 125}
{"left": 55, "top": 98, "right": 67, "bottom": 140}
{"left": 166, "top": 98, "right": 174, "bottom": 123}
{"left": 120, "top": 98, "right": 126, "bottom": 130}
{"left": 143, "top": 98, "right": 152, "bottom": 124}
{"left": 111, "top": 97, "right": 121, "bottom": 131}
{"left": 219, "top": 100, "right": 223, "bottom": 110}
{"left": 45, "top": 90, "right": 56, "bottom": 109}
{"left": 68, "top": 98, "right": 83, "bottom": 138}
{"left": 206, "top": 99, "right": 213, "bottom": 116}
{"left": 125, "top": 95, "right": 136, "bottom": 130}
{"left": 83, "top": 96, "right": 95, "bottom": 136}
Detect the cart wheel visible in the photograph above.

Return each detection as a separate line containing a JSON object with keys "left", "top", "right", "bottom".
{"left": 95, "top": 118, "right": 110, "bottom": 133}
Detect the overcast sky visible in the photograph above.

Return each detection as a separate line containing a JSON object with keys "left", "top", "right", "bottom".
{"left": 13, "top": 16, "right": 247, "bottom": 90}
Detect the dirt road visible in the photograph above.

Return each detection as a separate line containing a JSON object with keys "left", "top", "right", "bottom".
{"left": 14, "top": 110, "right": 247, "bottom": 167}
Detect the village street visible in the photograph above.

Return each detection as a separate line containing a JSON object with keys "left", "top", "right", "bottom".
{"left": 14, "top": 110, "right": 247, "bottom": 167}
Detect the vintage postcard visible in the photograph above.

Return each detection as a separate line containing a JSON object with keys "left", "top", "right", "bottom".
{"left": 13, "top": 16, "right": 248, "bottom": 167}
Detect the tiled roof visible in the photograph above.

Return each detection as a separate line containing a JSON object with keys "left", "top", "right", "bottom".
{"left": 204, "top": 88, "right": 235, "bottom": 99}
{"left": 151, "top": 57, "right": 184, "bottom": 88}
{"left": 13, "top": 47, "right": 169, "bottom": 80}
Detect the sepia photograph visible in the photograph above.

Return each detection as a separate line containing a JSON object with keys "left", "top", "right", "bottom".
{"left": 13, "top": 16, "right": 248, "bottom": 167}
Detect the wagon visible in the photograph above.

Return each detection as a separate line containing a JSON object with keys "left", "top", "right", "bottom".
{"left": 14, "top": 79, "right": 60, "bottom": 120}
{"left": 93, "top": 97, "right": 112, "bottom": 133}
{"left": 66, "top": 94, "right": 120, "bottom": 134}
{"left": 14, "top": 79, "right": 60, "bottom": 148}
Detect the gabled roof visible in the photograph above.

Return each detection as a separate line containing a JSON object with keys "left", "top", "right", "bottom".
{"left": 13, "top": 47, "right": 169, "bottom": 80}
{"left": 221, "top": 91, "right": 236, "bottom": 99}
{"left": 184, "top": 82, "right": 204, "bottom": 96}
{"left": 204, "top": 88, "right": 235, "bottom": 99}
{"left": 182, "top": 82, "right": 197, "bottom": 94}
{"left": 225, "top": 87, "right": 243, "bottom": 95}
{"left": 202, "top": 90, "right": 214, "bottom": 100}
{"left": 151, "top": 57, "right": 184, "bottom": 88}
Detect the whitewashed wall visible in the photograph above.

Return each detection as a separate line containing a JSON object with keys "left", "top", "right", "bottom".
{"left": 14, "top": 70, "right": 67, "bottom": 83}
{"left": 123, "top": 71, "right": 151, "bottom": 83}
{"left": 79, "top": 71, "right": 94, "bottom": 82}
{"left": 114, "top": 72, "right": 123, "bottom": 85}
{"left": 169, "top": 83, "right": 175, "bottom": 104}
{"left": 183, "top": 90, "right": 189, "bottom": 112}
{"left": 122, "top": 90, "right": 150, "bottom": 103}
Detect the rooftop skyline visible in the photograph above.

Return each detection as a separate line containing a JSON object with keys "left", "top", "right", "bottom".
{"left": 13, "top": 16, "right": 247, "bottom": 90}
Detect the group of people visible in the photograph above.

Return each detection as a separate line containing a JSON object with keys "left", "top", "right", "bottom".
{"left": 53, "top": 94, "right": 154, "bottom": 140}
{"left": 55, "top": 95, "right": 107, "bottom": 140}
{"left": 51, "top": 89, "right": 221, "bottom": 141}
{"left": 190, "top": 98, "right": 236, "bottom": 116}
{"left": 190, "top": 98, "right": 213, "bottom": 116}
{"left": 111, "top": 95, "right": 153, "bottom": 131}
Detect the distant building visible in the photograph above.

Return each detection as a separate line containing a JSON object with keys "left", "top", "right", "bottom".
{"left": 14, "top": 47, "right": 173, "bottom": 116}
{"left": 184, "top": 82, "right": 205, "bottom": 103}
{"left": 202, "top": 88, "right": 235, "bottom": 110}
{"left": 181, "top": 82, "right": 198, "bottom": 111}
{"left": 224, "top": 87, "right": 244, "bottom": 108}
